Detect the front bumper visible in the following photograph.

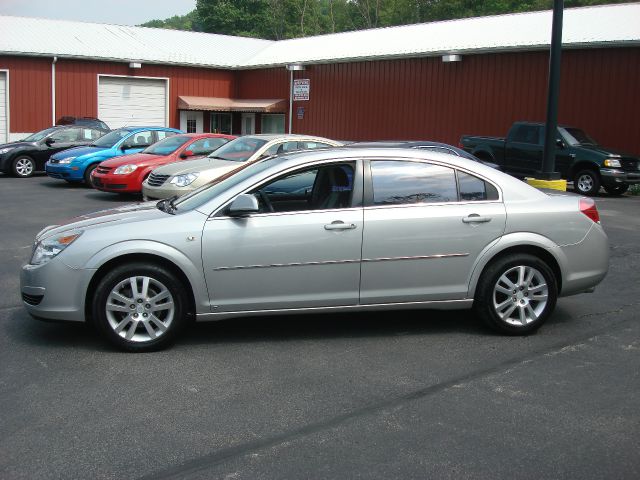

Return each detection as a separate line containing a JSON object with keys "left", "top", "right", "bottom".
{"left": 142, "top": 183, "right": 195, "bottom": 200}
{"left": 91, "top": 171, "right": 140, "bottom": 193}
{"left": 45, "top": 161, "right": 84, "bottom": 181}
{"left": 21, "top": 259, "right": 95, "bottom": 322}
{"left": 600, "top": 168, "right": 640, "bottom": 186}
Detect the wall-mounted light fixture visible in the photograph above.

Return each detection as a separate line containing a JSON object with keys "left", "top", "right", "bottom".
{"left": 129, "top": 62, "right": 142, "bottom": 69}
{"left": 442, "top": 54, "right": 462, "bottom": 63}
{"left": 285, "top": 64, "right": 306, "bottom": 133}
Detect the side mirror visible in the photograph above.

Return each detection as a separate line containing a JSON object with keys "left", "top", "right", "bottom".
{"left": 556, "top": 139, "right": 565, "bottom": 149}
{"left": 45, "top": 138, "right": 55, "bottom": 146}
{"left": 227, "top": 194, "right": 259, "bottom": 217}
{"left": 180, "top": 150, "right": 195, "bottom": 159}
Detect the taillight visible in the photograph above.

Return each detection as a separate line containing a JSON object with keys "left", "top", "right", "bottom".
{"left": 580, "top": 197, "right": 600, "bottom": 223}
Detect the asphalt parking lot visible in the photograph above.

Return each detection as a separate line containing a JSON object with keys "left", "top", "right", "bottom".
{"left": 1, "top": 174, "right": 639, "bottom": 479}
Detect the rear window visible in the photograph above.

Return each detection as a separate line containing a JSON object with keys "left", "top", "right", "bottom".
{"left": 457, "top": 171, "right": 499, "bottom": 201}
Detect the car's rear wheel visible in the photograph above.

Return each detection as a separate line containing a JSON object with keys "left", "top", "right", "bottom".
{"left": 603, "top": 184, "right": 629, "bottom": 196}
{"left": 84, "top": 163, "right": 98, "bottom": 186}
{"left": 12, "top": 156, "right": 36, "bottom": 177}
{"left": 574, "top": 169, "right": 600, "bottom": 196}
{"left": 92, "top": 263, "right": 188, "bottom": 352}
{"left": 474, "top": 254, "right": 558, "bottom": 335}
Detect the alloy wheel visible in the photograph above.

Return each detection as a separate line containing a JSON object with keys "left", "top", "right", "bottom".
{"left": 15, "top": 158, "right": 34, "bottom": 177}
{"left": 492, "top": 265, "right": 549, "bottom": 326}
{"left": 105, "top": 276, "right": 175, "bottom": 343}
{"left": 577, "top": 174, "right": 594, "bottom": 193}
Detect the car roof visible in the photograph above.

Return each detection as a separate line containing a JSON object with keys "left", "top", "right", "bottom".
{"left": 122, "top": 126, "right": 181, "bottom": 132}
{"left": 243, "top": 134, "right": 340, "bottom": 143}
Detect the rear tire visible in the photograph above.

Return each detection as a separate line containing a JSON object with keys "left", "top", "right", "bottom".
{"left": 84, "top": 163, "right": 98, "bottom": 186}
{"left": 574, "top": 169, "right": 600, "bottom": 196}
{"left": 474, "top": 254, "right": 558, "bottom": 335}
{"left": 12, "top": 156, "right": 36, "bottom": 178}
{"left": 92, "top": 263, "right": 189, "bottom": 352}
{"left": 603, "top": 184, "right": 629, "bottom": 196}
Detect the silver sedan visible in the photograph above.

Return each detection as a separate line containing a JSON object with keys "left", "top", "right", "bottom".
{"left": 21, "top": 148, "right": 609, "bottom": 351}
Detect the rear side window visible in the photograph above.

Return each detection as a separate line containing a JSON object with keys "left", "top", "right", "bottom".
{"left": 511, "top": 125, "right": 543, "bottom": 145}
{"left": 370, "top": 161, "right": 457, "bottom": 205}
{"left": 457, "top": 171, "right": 499, "bottom": 201}
{"left": 155, "top": 131, "right": 177, "bottom": 141}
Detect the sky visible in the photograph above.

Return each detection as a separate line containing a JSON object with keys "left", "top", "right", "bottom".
{"left": 0, "top": 0, "right": 197, "bottom": 25}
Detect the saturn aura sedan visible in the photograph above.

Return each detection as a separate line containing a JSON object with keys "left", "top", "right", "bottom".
{"left": 21, "top": 147, "right": 609, "bottom": 351}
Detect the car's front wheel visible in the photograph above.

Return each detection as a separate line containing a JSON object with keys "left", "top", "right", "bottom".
{"left": 474, "top": 254, "right": 558, "bottom": 335}
{"left": 92, "top": 263, "right": 189, "bottom": 352}
{"left": 574, "top": 169, "right": 600, "bottom": 196}
{"left": 12, "top": 156, "right": 36, "bottom": 177}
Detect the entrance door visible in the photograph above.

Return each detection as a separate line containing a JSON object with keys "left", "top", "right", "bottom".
{"left": 241, "top": 113, "right": 255, "bottom": 135}
{"left": 180, "top": 111, "right": 203, "bottom": 133}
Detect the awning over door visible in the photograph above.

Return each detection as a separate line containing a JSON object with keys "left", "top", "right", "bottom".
{"left": 178, "top": 96, "right": 287, "bottom": 113}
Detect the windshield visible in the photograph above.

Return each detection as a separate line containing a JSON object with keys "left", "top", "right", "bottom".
{"left": 143, "top": 135, "right": 190, "bottom": 155}
{"left": 92, "top": 129, "right": 130, "bottom": 148}
{"left": 560, "top": 127, "right": 598, "bottom": 146}
{"left": 173, "top": 159, "right": 276, "bottom": 212}
{"left": 207, "top": 137, "right": 268, "bottom": 162}
{"left": 23, "top": 128, "right": 59, "bottom": 142}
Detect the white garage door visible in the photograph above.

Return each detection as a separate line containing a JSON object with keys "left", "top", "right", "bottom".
{"left": 0, "top": 72, "right": 7, "bottom": 144}
{"left": 98, "top": 76, "right": 167, "bottom": 129}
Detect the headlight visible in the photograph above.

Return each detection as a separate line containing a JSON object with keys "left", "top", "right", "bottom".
{"left": 0, "top": 147, "right": 15, "bottom": 155}
{"left": 170, "top": 172, "right": 200, "bottom": 187}
{"left": 57, "top": 156, "right": 76, "bottom": 164}
{"left": 603, "top": 158, "right": 621, "bottom": 168}
{"left": 114, "top": 164, "right": 139, "bottom": 175}
{"left": 31, "top": 231, "right": 82, "bottom": 266}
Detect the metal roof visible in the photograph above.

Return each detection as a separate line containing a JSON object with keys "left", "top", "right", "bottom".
{"left": 0, "top": 3, "right": 638, "bottom": 69}
{"left": 0, "top": 15, "right": 272, "bottom": 68}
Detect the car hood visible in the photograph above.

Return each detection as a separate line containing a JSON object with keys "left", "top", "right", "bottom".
{"left": 99, "top": 153, "right": 164, "bottom": 168}
{"left": 153, "top": 157, "right": 244, "bottom": 176}
{"left": 0, "top": 141, "right": 35, "bottom": 150}
{"left": 51, "top": 145, "right": 109, "bottom": 160}
{"left": 35, "top": 202, "right": 168, "bottom": 241}
{"left": 574, "top": 144, "right": 639, "bottom": 159}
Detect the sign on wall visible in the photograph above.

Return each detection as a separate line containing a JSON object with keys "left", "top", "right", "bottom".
{"left": 293, "top": 79, "right": 310, "bottom": 101}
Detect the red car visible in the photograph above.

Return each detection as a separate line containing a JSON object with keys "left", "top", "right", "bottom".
{"left": 91, "top": 133, "right": 235, "bottom": 193}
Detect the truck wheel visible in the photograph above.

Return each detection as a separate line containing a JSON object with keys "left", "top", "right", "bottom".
{"left": 603, "top": 184, "right": 629, "bottom": 196}
{"left": 574, "top": 169, "right": 600, "bottom": 196}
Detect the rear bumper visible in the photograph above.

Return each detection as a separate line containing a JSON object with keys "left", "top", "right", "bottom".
{"left": 45, "top": 161, "right": 84, "bottom": 181}
{"left": 600, "top": 168, "right": 640, "bottom": 186}
{"left": 91, "top": 171, "right": 141, "bottom": 193}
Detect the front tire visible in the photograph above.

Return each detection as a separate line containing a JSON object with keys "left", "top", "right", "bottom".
{"left": 474, "top": 254, "right": 558, "bottom": 335}
{"left": 574, "top": 169, "right": 601, "bottom": 196}
{"left": 84, "top": 163, "right": 98, "bottom": 186}
{"left": 12, "top": 156, "right": 36, "bottom": 178}
{"left": 92, "top": 263, "right": 189, "bottom": 352}
{"left": 603, "top": 184, "right": 629, "bottom": 196}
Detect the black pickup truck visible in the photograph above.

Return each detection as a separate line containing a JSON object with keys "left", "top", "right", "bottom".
{"left": 460, "top": 122, "right": 640, "bottom": 196}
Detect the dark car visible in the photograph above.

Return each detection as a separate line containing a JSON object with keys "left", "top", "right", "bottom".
{"left": 0, "top": 126, "right": 107, "bottom": 177}
{"left": 56, "top": 116, "right": 110, "bottom": 132}
{"left": 346, "top": 140, "right": 501, "bottom": 170}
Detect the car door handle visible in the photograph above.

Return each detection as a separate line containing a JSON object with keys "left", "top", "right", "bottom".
{"left": 324, "top": 221, "right": 357, "bottom": 231}
{"left": 462, "top": 215, "right": 492, "bottom": 224}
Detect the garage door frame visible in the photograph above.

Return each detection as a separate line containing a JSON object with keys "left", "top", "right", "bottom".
{"left": 0, "top": 69, "right": 9, "bottom": 143}
{"left": 96, "top": 74, "right": 170, "bottom": 128}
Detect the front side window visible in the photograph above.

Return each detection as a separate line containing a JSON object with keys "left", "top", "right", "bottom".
{"left": 50, "top": 128, "right": 80, "bottom": 142}
{"left": 92, "top": 129, "right": 129, "bottom": 147}
{"left": 208, "top": 136, "right": 268, "bottom": 162}
{"left": 189, "top": 137, "right": 229, "bottom": 155}
{"left": 250, "top": 163, "right": 355, "bottom": 213}
{"left": 371, "top": 161, "right": 457, "bottom": 206}
{"left": 144, "top": 135, "right": 190, "bottom": 155}
{"left": 83, "top": 128, "right": 103, "bottom": 140}
{"left": 458, "top": 171, "right": 499, "bottom": 201}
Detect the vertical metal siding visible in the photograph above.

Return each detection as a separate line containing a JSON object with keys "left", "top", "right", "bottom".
{"left": 0, "top": 56, "right": 51, "bottom": 133}
{"left": 236, "top": 47, "right": 640, "bottom": 154}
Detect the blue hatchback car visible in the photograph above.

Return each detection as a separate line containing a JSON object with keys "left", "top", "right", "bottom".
{"left": 46, "top": 126, "right": 183, "bottom": 184}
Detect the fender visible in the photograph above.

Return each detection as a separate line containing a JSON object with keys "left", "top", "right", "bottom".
{"left": 83, "top": 239, "right": 211, "bottom": 313}
{"left": 466, "top": 232, "right": 567, "bottom": 298}
{"left": 471, "top": 147, "right": 495, "bottom": 161}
